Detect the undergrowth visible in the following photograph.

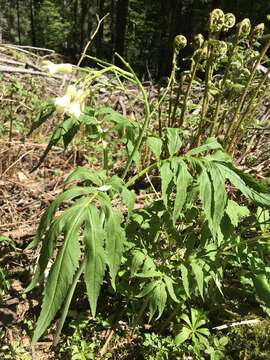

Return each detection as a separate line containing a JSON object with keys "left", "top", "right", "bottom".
{"left": 1, "top": 8, "right": 270, "bottom": 360}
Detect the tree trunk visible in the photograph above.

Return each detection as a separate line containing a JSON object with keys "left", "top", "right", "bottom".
{"left": 80, "top": 0, "right": 92, "bottom": 52}
{"left": 29, "top": 0, "right": 36, "bottom": 46}
{"left": 16, "top": 0, "right": 21, "bottom": 44}
{"left": 114, "top": 0, "right": 129, "bottom": 67}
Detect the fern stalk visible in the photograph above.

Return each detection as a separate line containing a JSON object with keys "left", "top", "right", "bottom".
{"left": 224, "top": 37, "right": 270, "bottom": 151}
{"left": 210, "top": 27, "right": 241, "bottom": 136}
{"left": 228, "top": 66, "right": 270, "bottom": 153}
{"left": 179, "top": 59, "right": 200, "bottom": 127}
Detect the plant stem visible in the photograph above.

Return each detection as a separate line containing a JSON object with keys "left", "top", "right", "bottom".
{"left": 53, "top": 259, "right": 86, "bottom": 347}
{"left": 125, "top": 162, "right": 157, "bottom": 188}
{"left": 115, "top": 53, "right": 151, "bottom": 179}
{"left": 228, "top": 66, "right": 270, "bottom": 153}
{"left": 179, "top": 60, "right": 199, "bottom": 127}
{"left": 210, "top": 28, "right": 241, "bottom": 136}
{"left": 225, "top": 37, "right": 270, "bottom": 151}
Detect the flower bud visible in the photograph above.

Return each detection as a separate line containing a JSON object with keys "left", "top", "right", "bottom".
{"left": 41, "top": 61, "right": 73, "bottom": 75}
{"left": 209, "top": 9, "right": 225, "bottom": 33}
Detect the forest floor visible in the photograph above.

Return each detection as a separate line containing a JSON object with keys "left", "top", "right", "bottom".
{"left": 1, "top": 45, "right": 270, "bottom": 360}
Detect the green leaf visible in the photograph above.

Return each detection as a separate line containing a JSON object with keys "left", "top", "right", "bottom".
{"left": 191, "top": 260, "right": 204, "bottom": 299}
{"left": 164, "top": 275, "right": 179, "bottom": 303}
{"left": 217, "top": 163, "right": 270, "bottom": 207}
{"left": 32, "top": 117, "right": 80, "bottom": 171}
{"left": 226, "top": 199, "right": 250, "bottom": 226}
{"left": 149, "top": 281, "right": 167, "bottom": 320}
{"left": 160, "top": 161, "right": 173, "bottom": 208}
{"left": 146, "top": 136, "right": 163, "bottom": 159}
{"left": 27, "top": 187, "right": 93, "bottom": 250}
{"left": 173, "top": 160, "right": 192, "bottom": 224}
{"left": 198, "top": 169, "right": 213, "bottom": 234}
{"left": 209, "top": 163, "right": 227, "bottom": 237}
{"left": 187, "top": 137, "right": 222, "bottom": 156}
{"left": 28, "top": 102, "right": 55, "bottom": 136}
{"left": 105, "top": 210, "right": 125, "bottom": 290}
{"left": 65, "top": 167, "right": 106, "bottom": 186}
{"left": 32, "top": 205, "right": 84, "bottom": 343}
{"left": 252, "top": 273, "right": 270, "bottom": 307}
{"left": 137, "top": 282, "right": 157, "bottom": 298}
{"left": 180, "top": 264, "right": 190, "bottom": 297}
{"left": 131, "top": 250, "right": 146, "bottom": 276}
{"left": 121, "top": 187, "right": 136, "bottom": 215}
{"left": 84, "top": 205, "right": 106, "bottom": 317}
{"left": 26, "top": 198, "right": 89, "bottom": 292}
{"left": 166, "top": 128, "right": 182, "bottom": 156}
{"left": 175, "top": 326, "right": 191, "bottom": 345}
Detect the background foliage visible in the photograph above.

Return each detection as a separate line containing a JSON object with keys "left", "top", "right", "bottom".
{"left": 1, "top": 0, "right": 270, "bottom": 77}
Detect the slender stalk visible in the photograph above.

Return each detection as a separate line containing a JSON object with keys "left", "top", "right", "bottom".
{"left": 125, "top": 162, "right": 157, "bottom": 188}
{"left": 210, "top": 28, "right": 241, "bottom": 136}
{"left": 77, "top": 13, "right": 109, "bottom": 67}
{"left": 224, "top": 37, "right": 270, "bottom": 151}
{"left": 197, "top": 36, "right": 213, "bottom": 143}
{"left": 115, "top": 53, "right": 151, "bottom": 179}
{"left": 53, "top": 259, "right": 86, "bottom": 347}
{"left": 171, "top": 74, "right": 183, "bottom": 127}
{"left": 179, "top": 60, "right": 199, "bottom": 127}
{"left": 227, "top": 66, "right": 270, "bottom": 153}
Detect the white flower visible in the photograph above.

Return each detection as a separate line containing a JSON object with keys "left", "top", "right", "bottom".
{"left": 66, "top": 85, "right": 78, "bottom": 99}
{"left": 54, "top": 95, "right": 71, "bottom": 113}
{"left": 97, "top": 185, "right": 112, "bottom": 192}
{"left": 67, "top": 101, "right": 82, "bottom": 118}
{"left": 41, "top": 61, "right": 73, "bottom": 75}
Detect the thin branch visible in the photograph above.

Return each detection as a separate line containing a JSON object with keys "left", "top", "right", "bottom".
{"left": 77, "top": 13, "right": 109, "bottom": 67}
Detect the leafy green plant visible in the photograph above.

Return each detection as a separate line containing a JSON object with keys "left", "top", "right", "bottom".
{"left": 26, "top": 11, "right": 270, "bottom": 355}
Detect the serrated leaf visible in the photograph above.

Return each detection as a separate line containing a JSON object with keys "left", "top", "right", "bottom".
{"left": 32, "top": 206, "right": 84, "bottom": 343}
{"left": 121, "top": 187, "right": 136, "bottom": 215}
{"left": 105, "top": 210, "right": 125, "bottom": 290}
{"left": 27, "top": 187, "right": 93, "bottom": 250}
{"left": 180, "top": 264, "right": 190, "bottom": 298}
{"left": 187, "top": 137, "right": 222, "bottom": 156}
{"left": 217, "top": 163, "right": 270, "bottom": 207}
{"left": 65, "top": 167, "right": 106, "bottom": 187}
{"left": 199, "top": 169, "right": 213, "bottom": 234}
{"left": 166, "top": 128, "right": 182, "bottom": 156}
{"left": 137, "top": 282, "right": 157, "bottom": 298}
{"left": 146, "top": 137, "right": 162, "bottom": 159}
{"left": 26, "top": 199, "right": 88, "bottom": 292}
{"left": 209, "top": 163, "right": 227, "bottom": 237}
{"left": 28, "top": 102, "right": 55, "bottom": 136}
{"left": 175, "top": 326, "right": 191, "bottom": 345}
{"left": 164, "top": 275, "right": 179, "bottom": 303}
{"left": 226, "top": 199, "right": 250, "bottom": 226}
{"left": 252, "top": 273, "right": 270, "bottom": 307}
{"left": 160, "top": 161, "right": 173, "bottom": 208}
{"left": 131, "top": 250, "right": 146, "bottom": 276}
{"left": 149, "top": 281, "right": 167, "bottom": 320}
{"left": 173, "top": 161, "right": 192, "bottom": 224}
{"left": 191, "top": 260, "right": 204, "bottom": 299}
{"left": 136, "top": 270, "right": 161, "bottom": 278}
{"left": 84, "top": 205, "right": 106, "bottom": 317}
